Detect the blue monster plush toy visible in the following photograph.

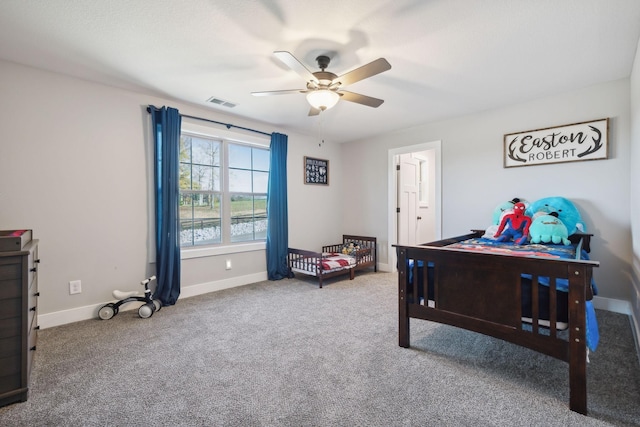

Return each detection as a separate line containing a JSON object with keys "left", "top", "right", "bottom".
{"left": 527, "top": 196, "right": 585, "bottom": 235}
{"left": 528, "top": 212, "right": 571, "bottom": 245}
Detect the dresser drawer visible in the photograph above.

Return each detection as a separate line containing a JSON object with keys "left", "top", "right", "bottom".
{"left": 0, "top": 316, "right": 20, "bottom": 340}
{"left": 0, "top": 298, "right": 21, "bottom": 321}
{"left": 0, "top": 336, "right": 20, "bottom": 359}
{"left": 0, "top": 262, "right": 21, "bottom": 282}
{"left": 0, "top": 277, "right": 21, "bottom": 300}
{"left": 0, "top": 354, "right": 20, "bottom": 378}
{"left": 0, "top": 355, "right": 21, "bottom": 395}
{"left": 0, "top": 372, "right": 21, "bottom": 395}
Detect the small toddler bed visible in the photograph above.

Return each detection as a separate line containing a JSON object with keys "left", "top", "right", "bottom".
{"left": 322, "top": 235, "right": 377, "bottom": 273}
{"left": 395, "top": 197, "right": 600, "bottom": 415}
{"left": 288, "top": 235, "right": 377, "bottom": 288}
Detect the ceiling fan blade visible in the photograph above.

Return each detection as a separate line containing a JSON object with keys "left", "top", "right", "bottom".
{"left": 308, "top": 107, "right": 321, "bottom": 116}
{"left": 334, "top": 58, "right": 391, "bottom": 87}
{"left": 338, "top": 90, "right": 384, "bottom": 108}
{"left": 251, "top": 89, "right": 307, "bottom": 96}
{"left": 274, "top": 51, "right": 318, "bottom": 83}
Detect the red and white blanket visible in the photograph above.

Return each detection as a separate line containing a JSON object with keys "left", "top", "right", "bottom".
{"left": 320, "top": 252, "right": 356, "bottom": 272}
{"left": 290, "top": 252, "right": 356, "bottom": 277}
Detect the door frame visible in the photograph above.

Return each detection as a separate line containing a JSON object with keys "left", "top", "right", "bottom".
{"left": 387, "top": 140, "right": 442, "bottom": 272}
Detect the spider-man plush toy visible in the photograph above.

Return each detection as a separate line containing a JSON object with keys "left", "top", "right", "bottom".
{"left": 493, "top": 201, "right": 532, "bottom": 245}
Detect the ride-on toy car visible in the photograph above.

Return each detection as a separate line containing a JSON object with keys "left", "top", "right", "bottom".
{"left": 98, "top": 275, "right": 162, "bottom": 320}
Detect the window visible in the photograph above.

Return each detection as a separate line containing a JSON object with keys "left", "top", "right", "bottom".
{"left": 418, "top": 158, "right": 428, "bottom": 207}
{"left": 228, "top": 143, "right": 269, "bottom": 243}
{"left": 179, "top": 132, "right": 269, "bottom": 247}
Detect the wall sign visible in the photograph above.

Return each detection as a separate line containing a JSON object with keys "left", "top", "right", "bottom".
{"left": 304, "top": 156, "right": 329, "bottom": 185}
{"left": 504, "top": 118, "right": 609, "bottom": 168}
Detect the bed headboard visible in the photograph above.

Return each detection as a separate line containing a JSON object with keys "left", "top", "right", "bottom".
{"left": 343, "top": 235, "right": 376, "bottom": 248}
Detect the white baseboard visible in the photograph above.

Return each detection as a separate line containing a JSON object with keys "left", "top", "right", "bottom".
{"left": 178, "top": 272, "right": 267, "bottom": 299}
{"left": 378, "top": 262, "right": 391, "bottom": 273}
{"left": 592, "top": 295, "right": 633, "bottom": 314}
{"left": 38, "top": 272, "right": 268, "bottom": 329}
{"left": 39, "top": 304, "right": 103, "bottom": 330}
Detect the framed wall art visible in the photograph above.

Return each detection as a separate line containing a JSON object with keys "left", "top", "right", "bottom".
{"left": 504, "top": 118, "right": 609, "bottom": 168}
{"left": 304, "top": 156, "right": 329, "bottom": 185}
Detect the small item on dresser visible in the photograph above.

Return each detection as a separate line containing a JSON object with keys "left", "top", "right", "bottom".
{"left": 0, "top": 229, "right": 33, "bottom": 251}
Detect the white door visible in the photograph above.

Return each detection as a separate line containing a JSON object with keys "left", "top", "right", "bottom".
{"left": 397, "top": 154, "right": 419, "bottom": 245}
{"left": 388, "top": 141, "right": 441, "bottom": 273}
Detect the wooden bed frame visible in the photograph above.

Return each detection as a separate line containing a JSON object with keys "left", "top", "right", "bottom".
{"left": 288, "top": 235, "right": 377, "bottom": 288}
{"left": 322, "top": 235, "right": 377, "bottom": 273}
{"left": 394, "top": 230, "right": 598, "bottom": 414}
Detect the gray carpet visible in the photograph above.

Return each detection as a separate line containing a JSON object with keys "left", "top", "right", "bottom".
{"left": 1, "top": 272, "right": 639, "bottom": 426}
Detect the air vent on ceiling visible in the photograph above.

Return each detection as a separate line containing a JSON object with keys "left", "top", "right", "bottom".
{"left": 206, "top": 96, "right": 237, "bottom": 108}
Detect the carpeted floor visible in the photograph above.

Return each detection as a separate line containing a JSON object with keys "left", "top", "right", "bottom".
{"left": 1, "top": 272, "right": 639, "bottom": 426}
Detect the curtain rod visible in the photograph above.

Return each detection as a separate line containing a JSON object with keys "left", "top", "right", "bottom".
{"left": 146, "top": 107, "right": 272, "bottom": 137}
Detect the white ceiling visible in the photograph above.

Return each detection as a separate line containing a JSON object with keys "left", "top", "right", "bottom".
{"left": 1, "top": 0, "right": 639, "bottom": 143}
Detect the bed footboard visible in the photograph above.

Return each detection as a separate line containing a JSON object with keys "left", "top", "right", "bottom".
{"left": 395, "top": 236, "right": 598, "bottom": 415}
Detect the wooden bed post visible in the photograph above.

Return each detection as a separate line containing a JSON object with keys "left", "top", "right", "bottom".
{"left": 568, "top": 264, "right": 588, "bottom": 415}
{"left": 397, "top": 247, "right": 410, "bottom": 348}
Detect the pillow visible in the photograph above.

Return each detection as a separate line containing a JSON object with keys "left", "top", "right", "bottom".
{"left": 527, "top": 196, "right": 585, "bottom": 235}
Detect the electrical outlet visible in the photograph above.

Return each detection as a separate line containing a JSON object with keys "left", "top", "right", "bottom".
{"left": 225, "top": 259, "right": 232, "bottom": 270}
{"left": 69, "top": 280, "right": 82, "bottom": 295}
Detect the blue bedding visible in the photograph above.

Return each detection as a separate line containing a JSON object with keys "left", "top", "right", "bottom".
{"left": 406, "top": 237, "right": 599, "bottom": 351}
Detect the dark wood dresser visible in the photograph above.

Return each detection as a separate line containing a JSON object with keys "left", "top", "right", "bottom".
{"left": 0, "top": 234, "right": 39, "bottom": 407}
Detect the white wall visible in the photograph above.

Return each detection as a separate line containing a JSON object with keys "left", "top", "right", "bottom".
{"left": 287, "top": 141, "right": 344, "bottom": 250}
{"left": 341, "top": 78, "right": 633, "bottom": 303}
{"left": 630, "top": 38, "right": 640, "bottom": 338}
{"left": 0, "top": 60, "right": 344, "bottom": 326}
{"left": 2, "top": 57, "right": 636, "bottom": 326}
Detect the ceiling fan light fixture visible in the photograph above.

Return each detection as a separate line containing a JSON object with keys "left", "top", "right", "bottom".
{"left": 306, "top": 89, "right": 340, "bottom": 111}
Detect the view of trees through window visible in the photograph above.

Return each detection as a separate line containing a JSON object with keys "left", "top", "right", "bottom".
{"left": 179, "top": 133, "right": 269, "bottom": 247}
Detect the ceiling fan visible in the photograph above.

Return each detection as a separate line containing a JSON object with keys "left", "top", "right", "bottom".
{"left": 252, "top": 51, "right": 391, "bottom": 116}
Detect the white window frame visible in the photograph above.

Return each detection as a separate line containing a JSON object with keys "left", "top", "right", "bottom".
{"left": 179, "top": 120, "right": 270, "bottom": 259}
{"left": 412, "top": 153, "right": 429, "bottom": 208}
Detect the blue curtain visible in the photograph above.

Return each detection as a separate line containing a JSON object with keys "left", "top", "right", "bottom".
{"left": 266, "top": 132, "right": 292, "bottom": 280}
{"left": 149, "top": 105, "right": 182, "bottom": 305}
